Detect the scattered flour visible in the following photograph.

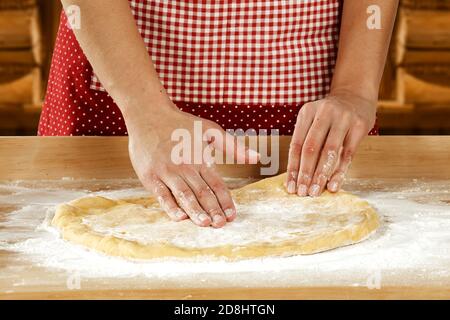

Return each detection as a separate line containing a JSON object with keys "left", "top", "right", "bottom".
{"left": 0, "top": 178, "right": 449, "bottom": 289}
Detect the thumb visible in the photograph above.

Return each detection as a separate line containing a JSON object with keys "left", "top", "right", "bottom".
{"left": 204, "top": 125, "right": 259, "bottom": 164}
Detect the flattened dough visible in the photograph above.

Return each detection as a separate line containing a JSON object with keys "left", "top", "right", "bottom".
{"left": 52, "top": 174, "right": 379, "bottom": 260}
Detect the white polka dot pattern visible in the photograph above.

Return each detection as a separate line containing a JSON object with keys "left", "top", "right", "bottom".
{"left": 38, "top": 5, "right": 379, "bottom": 137}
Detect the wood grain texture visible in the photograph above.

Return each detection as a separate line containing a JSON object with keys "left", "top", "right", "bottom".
{"left": 0, "top": 0, "right": 36, "bottom": 11}
{"left": 0, "top": 49, "right": 39, "bottom": 65}
{"left": 0, "top": 136, "right": 449, "bottom": 300}
{"left": 1, "top": 286, "right": 449, "bottom": 300}
{"left": 0, "top": 66, "right": 41, "bottom": 104}
{"left": 378, "top": 102, "right": 450, "bottom": 133}
{"left": 397, "top": 9, "right": 450, "bottom": 50}
{"left": 0, "top": 8, "right": 41, "bottom": 49}
{"left": 396, "top": 47, "right": 450, "bottom": 66}
{"left": 401, "top": 0, "right": 450, "bottom": 10}
{"left": 0, "top": 136, "right": 449, "bottom": 180}
{"left": 397, "top": 68, "right": 450, "bottom": 104}
{"left": 0, "top": 104, "right": 41, "bottom": 135}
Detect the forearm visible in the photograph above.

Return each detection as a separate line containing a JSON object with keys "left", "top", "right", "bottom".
{"left": 331, "top": 0, "right": 399, "bottom": 102}
{"left": 60, "top": 0, "right": 173, "bottom": 123}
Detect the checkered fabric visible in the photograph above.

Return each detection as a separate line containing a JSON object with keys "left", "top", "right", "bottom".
{"left": 91, "top": 0, "right": 341, "bottom": 106}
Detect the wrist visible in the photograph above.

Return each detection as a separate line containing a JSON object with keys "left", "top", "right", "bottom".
{"left": 329, "top": 86, "right": 378, "bottom": 105}
{"left": 123, "top": 101, "right": 180, "bottom": 136}
{"left": 120, "top": 94, "right": 179, "bottom": 127}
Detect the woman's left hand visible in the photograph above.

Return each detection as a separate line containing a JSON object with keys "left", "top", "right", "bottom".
{"left": 286, "top": 90, "right": 377, "bottom": 197}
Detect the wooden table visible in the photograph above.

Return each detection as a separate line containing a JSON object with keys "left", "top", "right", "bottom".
{"left": 0, "top": 136, "right": 449, "bottom": 299}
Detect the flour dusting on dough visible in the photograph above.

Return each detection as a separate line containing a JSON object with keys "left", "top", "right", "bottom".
{"left": 53, "top": 174, "right": 378, "bottom": 259}
{"left": 81, "top": 196, "right": 370, "bottom": 249}
{"left": 0, "top": 177, "right": 449, "bottom": 288}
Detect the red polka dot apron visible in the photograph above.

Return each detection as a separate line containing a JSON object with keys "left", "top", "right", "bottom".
{"left": 38, "top": 0, "right": 378, "bottom": 136}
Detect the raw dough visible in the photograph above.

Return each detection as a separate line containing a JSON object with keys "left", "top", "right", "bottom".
{"left": 52, "top": 173, "right": 379, "bottom": 260}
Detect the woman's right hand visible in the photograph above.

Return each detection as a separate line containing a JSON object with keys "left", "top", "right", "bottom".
{"left": 126, "top": 104, "right": 257, "bottom": 228}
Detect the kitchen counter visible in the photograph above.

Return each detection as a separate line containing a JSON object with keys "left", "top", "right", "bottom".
{"left": 0, "top": 136, "right": 449, "bottom": 299}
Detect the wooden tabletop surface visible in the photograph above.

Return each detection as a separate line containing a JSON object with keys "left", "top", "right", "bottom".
{"left": 0, "top": 136, "right": 449, "bottom": 179}
{"left": 0, "top": 136, "right": 449, "bottom": 299}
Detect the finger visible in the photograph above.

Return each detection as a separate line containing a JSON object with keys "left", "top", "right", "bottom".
{"left": 182, "top": 166, "right": 227, "bottom": 228}
{"left": 297, "top": 116, "right": 331, "bottom": 197}
{"left": 206, "top": 126, "right": 259, "bottom": 164}
{"left": 200, "top": 166, "right": 237, "bottom": 222}
{"left": 147, "top": 176, "right": 188, "bottom": 221}
{"left": 309, "top": 124, "right": 349, "bottom": 197}
{"left": 160, "top": 172, "right": 212, "bottom": 227}
{"left": 286, "top": 106, "right": 314, "bottom": 194}
{"left": 327, "top": 125, "right": 366, "bottom": 193}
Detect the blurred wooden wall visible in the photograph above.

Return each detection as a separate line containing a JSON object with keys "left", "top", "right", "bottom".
{"left": 0, "top": 0, "right": 449, "bottom": 135}
{"left": 0, "top": 0, "right": 61, "bottom": 135}
{"left": 378, "top": 0, "right": 450, "bottom": 134}
{"left": 37, "top": 0, "right": 62, "bottom": 95}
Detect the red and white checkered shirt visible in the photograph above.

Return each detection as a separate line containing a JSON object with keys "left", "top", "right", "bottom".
{"left": 91, "top": 0, "right": 341, "bottom": 106}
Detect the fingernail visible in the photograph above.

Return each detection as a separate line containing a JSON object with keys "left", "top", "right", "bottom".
{"left": 297, "top": 184, "right": 308, "bottom": 197}
{"left": 328, "top": 181, "right": 339, "bottom": 192}
{"left": 309, "top": 184, "right": 320, "bottom": 197}
{"left": 224, "top": 208, "right": 235, "bottom": 218}
{"left": 213, "top": 215, "right": 225, "bottom": 225}
{"left": 287, "top": 181, "right": 296, "bottom": 194}
{"left": 197, "top": 213, "right": 210, "bottom": 224}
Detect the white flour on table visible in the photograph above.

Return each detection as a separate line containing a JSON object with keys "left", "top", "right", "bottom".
{"left": 0, "top": 178, "right": 449, "bottom": 289}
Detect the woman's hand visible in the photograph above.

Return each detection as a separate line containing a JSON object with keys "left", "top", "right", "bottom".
{"left": 286, "top": 90, "right": 377, "bottom": 197}
{"left": 127, "top": 104, "right": 256, "bottom": 228}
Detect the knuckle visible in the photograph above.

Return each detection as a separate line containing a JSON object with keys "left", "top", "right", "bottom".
{"left": 298, "top": 172, "right": 312, "bottom": 184}
{"left": 286, "top": 166, "right": 298, "bottom": 176}
{"left": 354, "top": 117, "right": 368, "bottom": 130}
{"left": 175, "top": 187, "right": 194, "bottom": 200}
{"left": 324, "top": 144, "right": 338, "bottom": 154}
{"left": 157, "top": 194, "right": 173, "bottom": 207}
{"left": 207, "top": 207, "right": 223, "bottom": 216}
{"left": 333, "top": 171, "right": 347, "bottom": 181}
{"left": 199, "top": 165, "right": 213, "bottom": 176}
{"left": 290, "top": 140, "right": 303, "bottom": 153}
{"left": 318, "top": 101, "right": 333, "bottom": 114}
{"left": 300, "top": 103, "right": 314, "bottom": 117}
{"left": 197, "top": 185, "right": 213, "bottom": 198}
{"left": 159, "top": 193, "right": 172, "bottom": 203}
{"left": 287, "top": 170, "right": 298, "bottom": 180}
{"left": 303, "top": 139, "right": 317, "bottom": 155}
{"left": 316, "top": 173, "right": 328, "bottom": 185}
{"left": 322, "top": 100, "right": 334, "bottom": 109}
{"left": 143, "top": 170, "right": 158, "bottom": 183}
{"left": 321, "top": 149, "right": 338, "bottom": 176}
{"left": 180, "top": 164, "right": 196, "bottom": 175}
{"left": 154, "top": 183, "right": 169, "bottom": 196}
{"left": 340, "top": 111, "right": 352, "bottom": 123}
{"left": 150, "top": 179, "right": 166, "bottom": 195}
{"left": 342, "top": 148, "right": 354, "bottom": 162}
{"left": 210, "top": 181, "right": 226, "bottom": 193}
{"left": 302, "top": 102, "right": 313, "bottom": 110}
